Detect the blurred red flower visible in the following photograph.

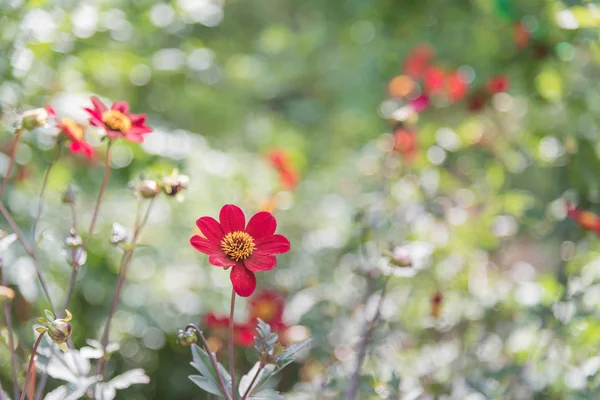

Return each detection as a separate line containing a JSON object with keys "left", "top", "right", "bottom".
{"left": 567, "top": 203, "right": 600, "bottom": 234}
{"left": 423, "top": 66, "right": 446, "bottom": 94}
{"left": 514, "top": 22, "right": 530, "bottom": 50}
{"left": 46, "top": 106, "right": 95, "bottom": 159}
{"left": 203, "top": 313, "right": 255, "bottom": 347}
{"left": 84, "top": 96, "right": 152, "bottom": 143}
{"left": 190, "top": 204, "right": 290, "bottom": 297}
{"left": 446, "top": 72, "right": 468, "bottom": 103}
{"left": 267, "top": 149, "right": 299, "bottom": 189}
{"left": 393, "top": 127, "right": 418, "bottom": 163}
{"left": 410, "top": 94, "right": 430, "bottom": 113}
{"left": 250, "top": 289, "right": 286, "bottom": 328}
{"left": 486, "top": 75, "right": 509, "bottom": 93}
{"left": 403, "top": 44, "right": 435, "bottom": 78}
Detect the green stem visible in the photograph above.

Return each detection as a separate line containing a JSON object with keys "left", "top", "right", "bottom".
{"left": 240, "top": 364, "right": 263, "bottom": 400}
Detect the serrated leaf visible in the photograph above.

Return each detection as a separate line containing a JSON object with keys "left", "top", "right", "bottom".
{"left": 189, "top": 375, "right": 224, "bottom": 396}
{"left": 44, "top": 377, "right": 98, "bottom": 400}
{"left": 249, "top": 389, "right": 283, "bottom": 400}
{"left": 189, "top": 344, "right": 230, "bottom": 397}
{"left": 276, "top": 339, "right": 312, "bottom": 368}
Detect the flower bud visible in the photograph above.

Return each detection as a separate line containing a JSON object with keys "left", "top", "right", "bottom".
{"left": 391, "top": 248, "right": 412, "bottom": 268}
{"left": 0, "top": 285, "right": 15, "bottom": 303}
{"left": 21, "top": 108, "right": 49, "bottom": 131}
{"left": 62, "top": 187, "right": 76, "bottom": 204}
{"left": 66, "top": 229, "right": 82, "bottom": 248}
{"left": 36, "top": 310, "right": 73, "bottom": 352}
{"left": 138, "top": 179, "right": 161, "bottom": 199}
{"left": 177, "top": 329, "right": 198, "bottom": 346}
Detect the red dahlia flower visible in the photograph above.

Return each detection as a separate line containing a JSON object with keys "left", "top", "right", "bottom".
{"left": 46, "top": 106, "right": 95, "bottom": 159}
{"left": 190, "top": 204, "right": 290, "bottom": 297}
{"left": 84, "top": 96, "right": 152, "bottom": 143}
{"left": 249, "top": 289, "right": 288, "bottom": 336}
{"left": 486, "top": 75, "right": 509, "bottom": 93}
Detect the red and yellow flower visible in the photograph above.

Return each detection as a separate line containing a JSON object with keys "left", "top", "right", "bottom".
{"left": 190, "top": 204, "right": 290, "bottom": 297}
{"left": 250, "top": 289, "right": 286, "bottom": 331}
{"left": 84, "top": 97, "right": 152, "bottom": 143}
{"left": 46, "top": 106, "right": 95, "bottom": 159}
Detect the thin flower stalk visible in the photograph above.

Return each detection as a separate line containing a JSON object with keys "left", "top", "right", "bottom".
{"left": 19, "top": 331, "right": 45, "bottom": 400}
{"left": 344, "top": 275, "right": 392, "bottom": 400}
{"left": 0, "top": 127, "right": 22, "bottom": 199}
{"left": 96, "top": 197, "right": 155, "bottom": 377}
{"left": 0, "top": 202, "right": 54, "bottom": 312}
{"left": 1, "top": 261, "right": 19, "bottom": 400}
{"left": 32, "top": 145, "right": 62, "bottom": 244}
{"left": 229, "top": 289, "right": 237, "bottom": 400}
{"left": 83, "top": 141, "right": 112, "bottom": 250}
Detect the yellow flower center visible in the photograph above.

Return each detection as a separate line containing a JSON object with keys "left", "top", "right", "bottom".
{"left": 62, "top": 118, "right": 84, "bottom": 141}
{"left": 102, "top": 110, "right": 131, "bottom": 133}
{"left": 254, "top": 300, "right": 277, "bottom": 321}
{"left": 221, "top": 231, "right": 256, "bottom": 261}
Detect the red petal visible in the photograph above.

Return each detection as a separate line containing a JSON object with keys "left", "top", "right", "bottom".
{"left": 84, "top": 109, "right": 104, "bottom": 127}
{"left": 90, "top": 96, "right": 107, "bottom": 114}
{"left": 128, "top": 126, "right": 152, "bottom": 135}
{"left": 124, "top": 132, "right": 144, "bottom": 143}
{"left": 111, "top": 100, "right": 130, "bottom": 114}
{"left": 245, "top": 211, "right": 276, "bottom": 240}
{"left": 129, "top": 113, "right": 146, "bottom": 124}
{"left": 255, "top": 234, "right": 290, "bottom": 254}
{"left": 209, "top": 253, "right": 235, "bottom": 268}
{"left": 230, "top": 264, "right": 256, "bottom": 297}
{"left": 106, "top": 130, "right": 124, "bottom": 139}
{"left": 190, "top": 235, "right": 220, "bottom": 254}
{"left": 244, "top": 252, "right": 277, "bottom": 272}
{"left": 219, "top": 204, "right": 245, "bottom": 234}
{"left": 196, "top": 217, "right": 224, "bottom": 243}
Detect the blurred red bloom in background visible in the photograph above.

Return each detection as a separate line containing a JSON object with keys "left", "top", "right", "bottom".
{"left": 46, "top": 106, "right": 94, "bottom": 159}
{"left": 267, "top": 149, "right": 299, "bottom": 189}
{"left": 204, "top": 313, "right": 255, "bottom": 347}
{"left": 190, "top": 204, "right": 290, "bottom": 297}
{"left": 486, "top": 75, "right": 510, "bottom": 93}
{"left": 84, "top": 96, "right": 152, "bottom": 143}
{"left": 393, "top": 127, "right": 418, "bottom": 163}
{"left": 403, "top": 44, "right": 435, "bottom": 78}
{"left": 250, "top": 289, "right": 287, "bottom": 331}
{"left": 567, "top": 203, "right": 600, "bottom": 234}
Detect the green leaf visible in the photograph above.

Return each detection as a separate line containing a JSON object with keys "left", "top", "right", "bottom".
{"left": 249, "top": 389, "right": 283, "bottom": 400}
{"left": 44, "top": 310, "right": 54, "bottom": 321}
{"left": 189, "top": 344, "right": 231, "bottom": 397}
{"left": 275, "top": 339, "right": 312, "bottom": 369}
{"left": 239, "top": 362, "right": 276, "bottom": 397}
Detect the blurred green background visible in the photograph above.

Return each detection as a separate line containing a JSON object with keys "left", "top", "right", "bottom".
{"left": 4, "top": 0, "right": 600, "bottom": 398}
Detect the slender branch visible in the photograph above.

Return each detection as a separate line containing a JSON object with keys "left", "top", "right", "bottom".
{"left": 63, "top": 195, "right": 79, "bottom": 310}
{"left": 83, "top": 141, "right": 112, "bottom": 251}
{"left": 229, "top": 288, "right": 237, "bottom": 400}
{"left": 0, "top": 202, "right": 54, "bottom": 312}
{"left": 19, "top": 332, "right": 45, "bottom": 400}
{"left": 240, "top": 364, "right": 263, "bottom": 400}
{"left": 1, "top": 261, "right": 20, "bottom": 400}
{"left": 186, "top": 324, "right": 233, "bottom": 400}
{"left": 31, "top": 145, "right": 62, "bottom": 244}
{"left": 344, "top": 275, "right": 392, "bottom": 400}
{"left": 96, "top": 198, "right": 154, "bottom": 378}
{"left": 0, "top": 128, "right": 22, "bottom": 199}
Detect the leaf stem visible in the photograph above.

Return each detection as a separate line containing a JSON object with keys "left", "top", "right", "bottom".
{"left": 186, "top": 324, "right": 233, "bottom": 400}
{"left": 344, "top": 275, "right": 391, "bottom": 400}
{"left": 240, "top": 364, "right": 263, "bottom": 400}
{"left": 229, "top": 288, "right": 237, "bottom": 400}
{"left": 19, "top": 331, "right": 45, "bottom": 400}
